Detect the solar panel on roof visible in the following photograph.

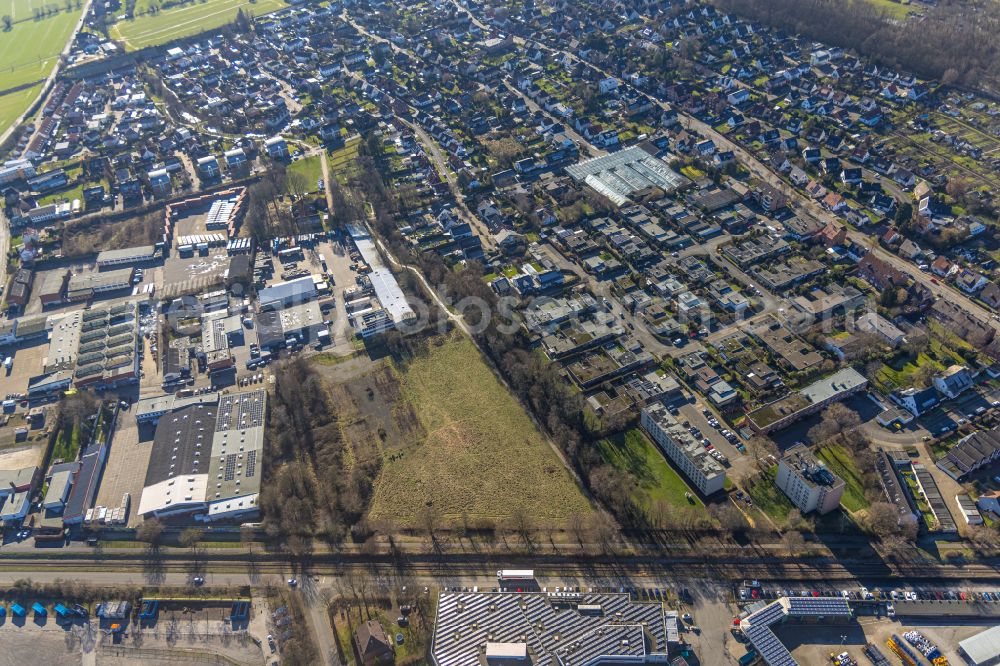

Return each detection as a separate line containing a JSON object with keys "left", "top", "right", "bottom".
{"left": 224, "top": 454, "right": 237, "bottom": 481}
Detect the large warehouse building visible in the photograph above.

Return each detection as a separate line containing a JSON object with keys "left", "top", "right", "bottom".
{"left": 741, "top": 596, "right": 853, "bottom": 666}
{"left": 137, "top": 390, "right": 266, "bottom": 523}
{"left": 566, "top": 145, "right": 688, "bottom": 206}
{"left": 432, "top": 590, "right": 676, "bottom": 665}
{"left": 96, "top": 245, "right": 156, "bottom": 269}
{"left": 26, "top": 303, "right": 142, "bottom": 394}
{"left": 961, "top": 626, "right": 1000, "bottom": 666}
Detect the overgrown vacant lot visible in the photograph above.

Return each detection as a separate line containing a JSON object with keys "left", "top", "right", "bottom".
{"left": 366, "top": 335, "right": 592, "bottom": 528}
{"left": 109, "top": 0, "right": 287, "bottom": 50}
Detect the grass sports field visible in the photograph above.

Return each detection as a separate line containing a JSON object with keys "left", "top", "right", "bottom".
{"left": 109, "top": 0, "right": 287, "bottom": 50}
{"left": 367, "top": 334, "right": 592, "bottom": 528}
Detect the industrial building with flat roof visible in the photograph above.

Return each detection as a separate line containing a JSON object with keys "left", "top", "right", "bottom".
{"left": 346, "top": 222, "right": 416, "bottom": 338}
{"left": 135, "top": 392, "right": 219, "bottom": 423}
{"left": 137, "top": 390, "right": 266, "bottom": 522}
{"left": 740, "top": 596, "right": 853, "bottom": 666}
{"left": 961, "top": 626, "right": 1000, "bottom": 665}
{"left": 255, "top": 300, "right": 325, "bottom": 349}
{"left": 431, "top": 591, "right": 675, "bottom": 666}
{"left": 747, "top": 367, "right": 868, "bottom": 433}
{"left": 566, "top": 145, "right": 688, "bottom": 206}
{"left": 641, "top": 402, "right": 726, "bottom": 495}
{"left": 66, "top": 268, "right": 135, "bottom": 301}
{"left": 257, "top": 275, "right": 317, "bottom": 312}
{"left": 96, "top": 245, "right": 156, "bottom": 268}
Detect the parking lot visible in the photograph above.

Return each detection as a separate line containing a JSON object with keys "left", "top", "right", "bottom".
{"left": 774, "top": 616, "right": 990, "bottom": 666}
{"left": 675, "top": 399, "right": 750, "bottom": 479}
{"left": 0, "top": 601, "right": 267, "bottom": 666}
{"left": 732, "top": 581, "right": 1000, "bottom": 665}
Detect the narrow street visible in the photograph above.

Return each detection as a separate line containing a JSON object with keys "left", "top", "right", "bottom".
{"left": 300, "top": 580, "right": 339, "bottom": 666}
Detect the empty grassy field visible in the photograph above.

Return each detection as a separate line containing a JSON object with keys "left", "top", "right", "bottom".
{"left": 109, "top": 0, "right": 287, "bottom": 50}
{"left": 816, "top": 444, "right": 870, "bottom": 513}
{"left": 366, "top": 335, "right": 592, "bottom": 528}
{"left": 0, "top": 0, "right": 82, "bottom": 133}
{"left": 850, "top": 0, "right": 915, "bottom": 20}
{"left": 597, "top": 429, "right": 707, "bottom": 518}
{"left": 746, "top": 466, "right": 796, "bottom": 524}
{"left": 286, "top": 154, "right": 322, "bottom": 191}
{"left": 0, "top": 83, "right": 41, "bottom": 133}
{"left": 0, "top": 1, "right": 80, "bottom": 90}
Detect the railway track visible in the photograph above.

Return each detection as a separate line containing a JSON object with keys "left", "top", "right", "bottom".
{"left": 3, "top": 552, "right": 1000, "bottom": 583}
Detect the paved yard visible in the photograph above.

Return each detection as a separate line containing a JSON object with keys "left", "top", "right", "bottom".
{"left": 317, "top": 238, "right": 364, "bottom": 356}
{"left": 778, "top": 616, "right": 991, "bottom": 666}
{"left": 3, "top": 340, "right": 49, "bottom": 395}
{"left": 94, "top": 409, "right": 151, "bottom": 527}
{"left": 159, "top": 250, "right": 230, "bottom": 300}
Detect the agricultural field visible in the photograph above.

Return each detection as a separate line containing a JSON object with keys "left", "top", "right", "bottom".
{"left": 108, "top": 0, "right": 287, "bottom": 50}
{"left": 366, "top": 334, "right": 592, "bottom": 528}
{"left": 0, "top": 82, "right": 41, "bottom": 133}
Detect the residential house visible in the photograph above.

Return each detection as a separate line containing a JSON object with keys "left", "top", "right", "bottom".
{"left": 354, "top": 620, "right": 394, "bottom": 665}
{"left": 933, "top": 365, "right": 974, "bottom": 400}
{"left": 855, "top": 312, "right": 904, "bottom": 346}
{"left": 891, "top": 386, "right": 940, "bottom": 417}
